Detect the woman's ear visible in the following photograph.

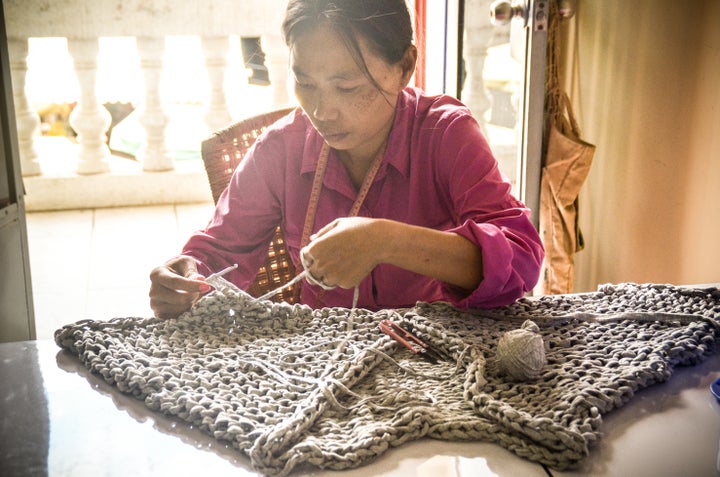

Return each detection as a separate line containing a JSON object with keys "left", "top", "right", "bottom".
{"left": 399, "top": 46, "right": 418, "bottom": 87}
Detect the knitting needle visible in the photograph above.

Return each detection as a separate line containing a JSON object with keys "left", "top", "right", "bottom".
{"left": 254, "top": 270, "right": 308, "bottom": 301}
{"left": 205, "top": 263, "right": 238, "bottom": 281}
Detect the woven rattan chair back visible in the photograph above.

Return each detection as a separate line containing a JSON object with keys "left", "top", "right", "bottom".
{"left": 201, "top": 107, "right": 298, "bottom": 303}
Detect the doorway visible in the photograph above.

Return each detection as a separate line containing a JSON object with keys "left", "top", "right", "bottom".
{"left": 420, "top": 0, "right": 547, "bottom": 227}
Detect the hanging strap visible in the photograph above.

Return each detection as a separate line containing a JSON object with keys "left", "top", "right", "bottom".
{"left": 546, "top": 0, "right": 582, "bottom": 140}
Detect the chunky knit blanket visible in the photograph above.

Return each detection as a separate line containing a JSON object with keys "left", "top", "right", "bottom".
{"left": 54, "top": 282, "right": 720, "bottom": 476}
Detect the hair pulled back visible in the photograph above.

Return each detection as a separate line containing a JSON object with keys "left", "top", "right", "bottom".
{"left": 282, "top": 0, "right": 414, "bottom": 88}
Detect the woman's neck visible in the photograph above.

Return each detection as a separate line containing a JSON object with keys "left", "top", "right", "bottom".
{"left": 337, "top": 140, "right": 386, "bottom": 191}
{"left": 336, "top": 114, "right": 394, "bottom": 190}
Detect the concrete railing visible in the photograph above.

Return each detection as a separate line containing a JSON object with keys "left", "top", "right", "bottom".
{"left": 5, "top": 0, "right": 291, "bottom": 179}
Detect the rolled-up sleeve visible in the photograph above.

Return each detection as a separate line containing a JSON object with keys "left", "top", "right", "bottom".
{"left": 430, "top": 111, "right": 544, "bottom": 308}
{"left": 446, "top": 215, "right": 543, "bottom": 308}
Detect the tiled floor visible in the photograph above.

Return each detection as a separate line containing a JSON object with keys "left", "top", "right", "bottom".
{"left": 25, "top": 202, "right": 216, "bottom": 340}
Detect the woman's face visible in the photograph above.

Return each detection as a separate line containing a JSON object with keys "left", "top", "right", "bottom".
{"left": 290, "top": 22, "right": 410, "bottom": 162}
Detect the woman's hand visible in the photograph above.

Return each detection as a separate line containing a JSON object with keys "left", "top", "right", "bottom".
{"left": 301, "top": 217, "right": 384, "bottom": 289}
{"left": 149, "top": 255, "right": 210, "bottom": 319}
{"left": 301, "top": 217, "right": 483, "bottom": 292}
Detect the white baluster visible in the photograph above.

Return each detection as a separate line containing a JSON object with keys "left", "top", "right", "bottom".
{"left": 67, "top": 38, "right": 111, "bottom": 175}
{"left": 462, "top": 0, "right": 495, "bottom": 136}
{"left": 8, "top": 38, "right": 42, "bottom": 177}
{"left": 201, "top": 36, "right": 232, "bottom": 132}
{"left": 264, "top": 33, "right": 290, "bottom": 109}
{"left": 136, "top": 36, "right": 173, "bottom": 172}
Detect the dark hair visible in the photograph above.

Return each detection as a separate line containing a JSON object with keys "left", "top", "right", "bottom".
{"left": 282, "top": 0, "right": 414, "bottom": 90}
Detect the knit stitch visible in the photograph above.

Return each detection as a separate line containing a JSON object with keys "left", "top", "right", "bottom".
{"left": 54, "top": 282, "right": 720, "bottom": 476}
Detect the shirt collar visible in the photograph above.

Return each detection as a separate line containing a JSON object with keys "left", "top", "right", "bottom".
{"left": 300, "top": 125, "right": 326, "bottom": 175}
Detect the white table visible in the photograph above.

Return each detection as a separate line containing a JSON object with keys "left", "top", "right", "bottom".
{"left": 1, "top": 337, "right": 718, "bottom": 477}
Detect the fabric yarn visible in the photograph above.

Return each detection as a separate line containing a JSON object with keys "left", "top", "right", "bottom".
{"left": 54, "top": 282, "right": 720, "bottom": 476}
{"left": 496, "top": 319, "right": 546, "bottom": 381}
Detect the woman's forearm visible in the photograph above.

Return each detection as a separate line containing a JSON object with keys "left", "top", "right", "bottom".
{"left": 375, "top": 219, "right": 483, "bottom": 291}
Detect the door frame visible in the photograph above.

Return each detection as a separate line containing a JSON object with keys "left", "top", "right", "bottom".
{"left": 1, "top": 1, "right": 36, "bottom": 342}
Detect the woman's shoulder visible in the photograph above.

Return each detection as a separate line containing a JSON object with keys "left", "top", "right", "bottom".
{"left": 400, "top": 87, "right": 475, "bottom": 124}
{"left": 395, "top": 87, "right": 482, "bottom": 148}
{"left": 260, "top": 106, "right": 311, "bottom": 138}
{"left": 242, "top": 106, "right": 324, "bottom": 177}
{"left": 251, "top": 107, "right": 317, "bottom": 153}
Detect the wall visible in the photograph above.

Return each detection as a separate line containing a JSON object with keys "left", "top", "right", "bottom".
{"left": 568, "top": 0, "right": 720, "bottom": 291}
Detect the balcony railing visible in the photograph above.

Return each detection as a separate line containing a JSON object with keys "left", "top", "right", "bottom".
{"left": 5, "top": 0, "right": 290, "bottom": 209}
{"left": 5, "top": 0, "right": 516, "bottom": 211}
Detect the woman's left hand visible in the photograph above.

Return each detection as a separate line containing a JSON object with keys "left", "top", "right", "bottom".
{"left": 301, "top": 216, "right": 483, "bottom": 292}
{"left": 300, "top": 217, "right": 386, "bottom": 289}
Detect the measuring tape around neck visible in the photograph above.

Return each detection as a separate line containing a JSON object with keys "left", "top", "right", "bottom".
{"left": 296, "top": 141, "right": 387, "bottom": 306}
{"left": 301, "top": 141, "right": 387, "bottom": 247}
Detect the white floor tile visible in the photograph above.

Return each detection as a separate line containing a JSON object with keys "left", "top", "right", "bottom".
{"left": 33, "top": 292, "right": 87, "bottom": 340}
{"left": 175, "top": 202, "right": 215, "bottom": 245}
{"left": 85, "top": 287, "right": 154, "bottom": 320}
{"left": 25, "top": 211, "right": 93, "bottom": 288}
{"left": 25, "top": 209, "right": 93, "bottom": 239}
{"left": 88, "top": 205, "right": 179, "bottom": 289}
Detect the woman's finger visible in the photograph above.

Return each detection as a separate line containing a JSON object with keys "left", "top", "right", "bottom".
{"left": 310, "top": 219, "right": 339, "bottom": 241}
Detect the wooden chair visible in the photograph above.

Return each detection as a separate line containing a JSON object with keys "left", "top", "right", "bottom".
{"left": 201, "top": 107, "right": 299, "bottom": 303}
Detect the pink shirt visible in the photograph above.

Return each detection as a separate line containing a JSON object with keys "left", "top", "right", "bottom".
{"left": 183, "top": 87, "right": 543, "bottom": 310}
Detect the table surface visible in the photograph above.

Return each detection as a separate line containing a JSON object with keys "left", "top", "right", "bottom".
{"left": 1, "top": 338, "right": 719, "bottom": 477}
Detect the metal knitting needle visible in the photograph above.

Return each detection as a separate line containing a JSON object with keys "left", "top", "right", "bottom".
{"left": 205, "top": 263, "right": 238, "bottom": 281}
{"left": 254, "top": 270, "right": 360, "bottom": 309}
{"left": 254, "top": 270, "right": 308, "bottom": 301}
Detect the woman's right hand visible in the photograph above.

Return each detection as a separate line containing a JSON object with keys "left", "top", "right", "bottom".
{"left": 149, "top": 255, "right": 211, "bottom": 319}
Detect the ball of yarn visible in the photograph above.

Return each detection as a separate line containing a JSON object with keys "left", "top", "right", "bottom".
{"left": 496, "top": 320, "right": 546, "bottom": 381}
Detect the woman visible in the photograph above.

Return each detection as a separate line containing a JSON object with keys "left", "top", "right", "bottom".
{"left": 149, "top": 0, "right": 544, "bottom": 318}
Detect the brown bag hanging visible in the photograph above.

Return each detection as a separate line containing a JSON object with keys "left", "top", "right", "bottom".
{"left": 536, "top": 0, "right": 595, "bottom": 295}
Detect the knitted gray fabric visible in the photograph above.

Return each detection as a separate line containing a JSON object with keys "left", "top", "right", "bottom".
{"left": 54, "top": 282, "right": 720, "bottom": 476}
